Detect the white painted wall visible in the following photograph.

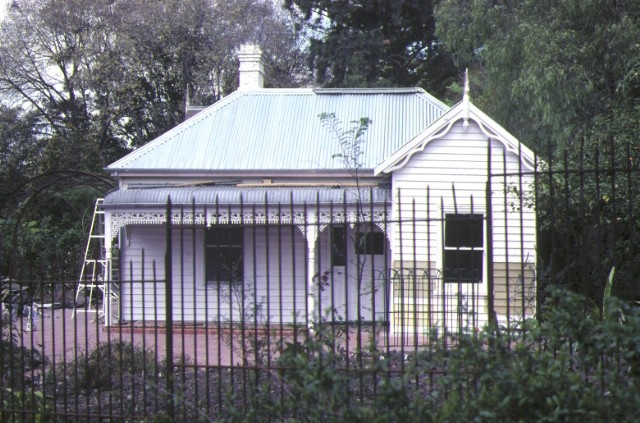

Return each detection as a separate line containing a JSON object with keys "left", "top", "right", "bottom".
{"left": 389, "top": 119, "right": 537, "bottom": 329}
{"left": 113, "top": 119, "right": 535, "bottom": 332}
{"left": 391, "top": 120, "right": 536, "bottom": 267}
{"left": 118, "top": 222, "right": 390, "bottom": 325}
{"left": 119, "top": 225, "right": 307, "bottom": 324}
{"left": 314, "top": 225, "right": 389, "bottom": 323}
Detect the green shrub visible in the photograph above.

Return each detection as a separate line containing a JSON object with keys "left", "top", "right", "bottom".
{"left": 48, "top": 340, "right": 156, "bottom": 391}
{"left": 0, "top": 388, "right": 53, "bottom": 423}
{"left": 26, "top": 288, "right": 640, "bottom": 421}
{"left": 431, "top": 287, "right": 640, "bottom": 422}
{"left": 221, "top": 287, "right": 640, "bottom": 422}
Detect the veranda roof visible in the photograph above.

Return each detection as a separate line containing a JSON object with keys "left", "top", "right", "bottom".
{"left": 103, "top": 186, "right": 391, "bottom": 208}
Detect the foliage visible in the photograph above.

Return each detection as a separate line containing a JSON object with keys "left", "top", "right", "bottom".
{"left": 285, "top": 0, "right": 458, "bottom": 98}
{"left": 1, "top": 0, "right": 308, "bottom": 154}
{"left": 0, "top": 332, "right": 44, "bottom": 390}
{"left": 0, "top": 0, "right": 310, "bottom": 282}
{"left": 219, "top": 287, "right": 640, "bottom": 421}
{"left": 2, "top": 287, "right": 640, "bottom": 420}
{"left": 224, "top": 316, "right": 384, "bottom": 422}
{"left": 529, "top": 141, "right": 640, "bottom": 304}
{"left": 48, "top": 340, "right": 157, "bottom": 392}
{"left": 435, "top": 0, "right": 640, "bottom": 154}
{"left": 0, "top": 178, "right": 111, "bottom": 281}
{"left": 319, "top": 112, "right": 371, "bottom": 176}
{"left": 318, "top": 111, "right": 387, "bottom": 360}
{"left": 436, "top": 1, "right": 640, "bottom": 305}
{"left": 0, "top": 105, "right": 105, "bottom": 281}
{"left": 0, "top": 107, "right": 44, "bottom": 201}
{"left": 0, "top": 292, "right": 50, "bottom": 422}
{"left": 426, "top": 288, "right": 640, "bottom": 421}
{"left": 603, "top": 266, "right": 616, "bottom": 318}
{"left": 220, "top": 281, "right": 282, "bottom": 367}
{"left": 0, "top": 388, "right": 53, "bottom": 423}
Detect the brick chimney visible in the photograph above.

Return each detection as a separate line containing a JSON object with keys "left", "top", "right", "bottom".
{"left": 238, "top": 44, "right": 265, "bottom": 90}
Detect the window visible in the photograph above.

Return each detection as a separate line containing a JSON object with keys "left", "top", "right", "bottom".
{"left": 443, "top": 214, "right": 483, "bottom": 283}
{"left": 355, "top": 231, "right": 385, "bottom": 255}
{"left": 331, "top": 226, "right": 347, "bottom": 266}
{"left": 205, "top": 226, "right": 243, "bottom": 284}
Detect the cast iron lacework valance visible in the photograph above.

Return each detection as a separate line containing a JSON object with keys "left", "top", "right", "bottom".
{"left": 108, "top": 208, "right": 389, "bottom": 241}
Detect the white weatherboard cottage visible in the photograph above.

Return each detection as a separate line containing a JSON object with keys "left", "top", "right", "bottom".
{"left": 102, "top": 45, "right": 536, "bottom": 336}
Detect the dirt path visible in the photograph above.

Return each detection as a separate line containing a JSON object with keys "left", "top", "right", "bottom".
{"left": 17, "top": 308, "right": 275, "bottom": 367}
{"left": 17, "top": 307, "right": 408, "bottom": 371}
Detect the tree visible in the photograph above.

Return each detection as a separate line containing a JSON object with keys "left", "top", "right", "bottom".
{"left": 285, "top": 0, "right": 458, "bottom": 98}
{"left": 436, "top": 0, "right": 640, "bottom": 304}
{"left": 435, "top": 0, "right": 640, "bottom": 154}
{"left": 0, "top": 107, "right": 43, "bottom": 200}
{"left": 1, "top": 0, "right": 308, "bottom": 156}
{"left": 0, "top": 0, "right": 309, "bottom": 280}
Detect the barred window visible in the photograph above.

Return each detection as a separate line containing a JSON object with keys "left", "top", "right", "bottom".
{"left": 331, "top": 226, "right": 347, "bottom": 267}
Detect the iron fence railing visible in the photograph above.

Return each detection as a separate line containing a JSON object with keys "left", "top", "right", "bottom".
{"left": 3, "top": 155, "right": 640, "bottom": 420}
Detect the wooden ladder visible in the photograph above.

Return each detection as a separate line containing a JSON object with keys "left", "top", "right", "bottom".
{"left": 72, "top": 198, "right": 107, "bottom": 319}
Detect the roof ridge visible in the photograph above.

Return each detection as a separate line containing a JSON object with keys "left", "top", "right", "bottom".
{"left": 313, "top": 87, "right": 423, "bottom": 94}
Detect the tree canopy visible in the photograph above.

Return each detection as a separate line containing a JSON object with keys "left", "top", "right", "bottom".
{"left": 285, "top": 0, "right": 458, "bottom": 98}
{"left": 436, "top": 0, "right": 640, "bottom": 302}
{"left": 0, "top": 0, "right": 308, "bottom": 161}
{"left": 435, "top": 0, "right": 640, "bottom": 155}
{"left": 0, "top": 0, "right": 309, "bottom": 280}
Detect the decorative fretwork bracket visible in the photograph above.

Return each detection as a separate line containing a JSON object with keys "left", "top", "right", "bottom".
{"left": 109, "top": 207, "right": 389, "bottom": 241}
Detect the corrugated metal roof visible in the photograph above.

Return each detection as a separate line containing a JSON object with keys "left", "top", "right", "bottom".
{"left": 107, "top": 88, "right": 448, "bottom": 171}
{"left": 104, "top": 186, "right": 391, "bottom": 207}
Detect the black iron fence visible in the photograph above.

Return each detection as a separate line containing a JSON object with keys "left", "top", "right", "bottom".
{"left": 2, "top": 154, "right": 640, "bottom": 420}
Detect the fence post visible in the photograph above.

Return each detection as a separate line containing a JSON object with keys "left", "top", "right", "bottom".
{"left": 486, "top": 140, "right": 496, "bottom": 326}
{"left": 165, "top": 197, "right": 174, "bottom": 418}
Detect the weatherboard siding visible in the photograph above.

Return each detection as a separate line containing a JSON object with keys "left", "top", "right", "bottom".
{"left": 118, "top": 225, "right": 308, "bottom": 324}
{"left": 493, "top": 262, "right": 537, "bottom": 320}
{"left": 390, "top": 121, "right": 536, "bottom": 266}
{"left": 387, "top": 120, "right": 536, "bottom": 329}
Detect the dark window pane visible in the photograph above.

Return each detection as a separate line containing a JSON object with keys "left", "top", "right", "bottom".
{"left": 331, "top": 226, "right": 347, "bottom": 266}
{"left": 206, "top": 226, "right": 243, "bottom": 246}
{"left": 355, "top": 232, "right": 385, "bottom": 255}
{"left": 445, "top": 214, "right": 483, "bottom": 248}
{"left": 443, "top": 214, "right": 483, "bottom": 283}
{"left": 443, "top": 250, "right": 483, "bottom": 283}
{"left": 205, "top": 226, "right": 243, "bottom": 283}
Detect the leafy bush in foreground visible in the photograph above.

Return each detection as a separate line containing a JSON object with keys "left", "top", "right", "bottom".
{"left": 223, "top": 287, "right": 640, "bottom": 422}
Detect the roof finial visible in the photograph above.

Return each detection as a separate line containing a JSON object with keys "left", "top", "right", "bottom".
{"left": 463, "top": 68, "right": 470, "bottom": 101}
{"left": 463, "top": 68, "right": 470, "bottom": 127}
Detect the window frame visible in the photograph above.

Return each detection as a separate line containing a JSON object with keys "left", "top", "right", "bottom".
{"left": 442, "top": 213, "right": 484, "bottom": 283}
{"left": 204, "top": 225, "right": 244, "bottom": 285}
